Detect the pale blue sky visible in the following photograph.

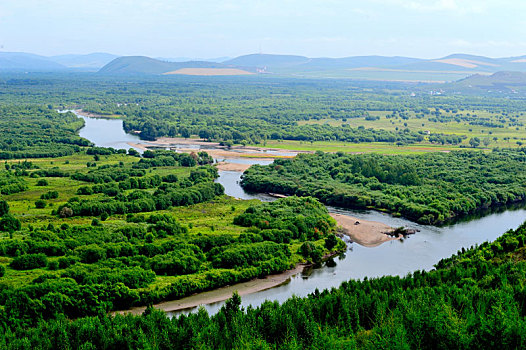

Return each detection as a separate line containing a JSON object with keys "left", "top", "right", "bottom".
{"left": 1, "top": 0, "right": 525, "bottom": 58}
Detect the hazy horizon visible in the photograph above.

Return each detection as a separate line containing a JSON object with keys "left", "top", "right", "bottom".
{"left": 1, "top": 0, "right": 525, "bottom": 59}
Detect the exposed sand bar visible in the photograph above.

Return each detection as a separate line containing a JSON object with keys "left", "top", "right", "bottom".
{"left": 115, "top": 265, "right": 305, "bottom": 315}
{"left": 74, "top": 109, "right": 118, "bottom": 119}
{"left": 331, "top": 213, "right": 399, "bottom": 247}
{"left": 215, "top": 162, "right": 253, "bottom": 172}
{"left": 127, "top": 140, "right": 301, "bottom": 161}
{"left": 127, "top": 142, "right": 148, "bottom": 151}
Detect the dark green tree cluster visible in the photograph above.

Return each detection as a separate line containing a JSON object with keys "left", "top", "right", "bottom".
{"left": 0, "top": 106, "right": 89, "bottom": 159}
{"left": 0, "top": 200, "right": 20, "bottom": 233}
{"left": 241, "top": 149, "right": 526, "bottom": 224}
{"left": 234, "top": 196, "right": 336, "bottom": 241}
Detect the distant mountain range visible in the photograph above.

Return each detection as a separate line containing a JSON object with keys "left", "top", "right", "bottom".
{"left": 96, "top": 53, "right": 526, "bottom": 81}
{"left": 4, "top": 51, "right": 526, "bottom": 83}
{"left": 0, "top": 52, "right": 119, "bottom": 71}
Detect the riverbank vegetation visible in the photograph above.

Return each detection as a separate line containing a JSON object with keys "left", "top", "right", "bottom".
{"left": 241, "top": 149, "right": 526, "bottom": 224}
{"left": 0, "top": 150, "right": 343, "bottom": 327}
{"left": 0, "top": 106, "right": 88, "bottom": 159}
{"left": 2, "top": 219, "right": 526, "bottom": 348}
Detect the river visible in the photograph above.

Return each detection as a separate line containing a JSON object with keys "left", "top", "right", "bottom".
{"left": 74, "top": 112, "right": 526, "bottom": 316}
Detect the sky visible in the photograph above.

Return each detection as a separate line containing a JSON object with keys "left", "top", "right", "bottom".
{"left": 1, "top": 0, "right": 526, "bottom": 59}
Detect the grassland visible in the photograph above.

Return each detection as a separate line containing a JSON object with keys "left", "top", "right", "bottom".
{"left": 294, "top": 108, "right": 526, "bottom": 150}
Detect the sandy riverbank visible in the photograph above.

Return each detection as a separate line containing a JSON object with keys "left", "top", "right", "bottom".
{"left": 75, "top": 109, "right": 117, "bottom": 119}
{"left": 115, "top": 264, "right": 305, "bottom": 315}
{"left": 127, "top": 140, "right": 300, "bottom": 161}
{"left": 215, "top": 162, "right": 253, "bottom": 172}
{"left": 330, "top": 213, "right": 399, "bottom": 247}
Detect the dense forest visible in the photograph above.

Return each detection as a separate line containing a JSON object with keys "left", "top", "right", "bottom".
{"left": 1, "top": 74, "right": 526, "bottom": 149}
{"left": 0, "top": 194, "right": 341, "bottom": 325}
{"left": 0, "top": 106, "right": 88, "bottom": 159}
{"left": 241, "top": 149, "right": 526, "bottom": 224}
{"left": 2, "top": 220, "right": 526, "bottom": 349}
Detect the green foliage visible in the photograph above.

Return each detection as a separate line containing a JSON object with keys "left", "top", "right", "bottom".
{"left": 40, "top": 190, "right": 59, "bottom": 200}
{"left": 234, "top": 196, "right": 335, "bottom": 241}
{"left": 0, "top": 172, "right": 27, "bottom": 195}
{"left": 0, "top": 214, "right": 21, "bottom": 232}
{"left": 0, "top": 200, "right": 9, "bottom": 216}
{"left": 36, "top": 179, "right": 48, "bottom": 186}
{"left": 35, "top": 199, "right": 47, "bottom": 209}
{"left": 75, "top": 244, "right": 106, "bottom": 263}
{"left": 2, "top": 221, "right": 526, "bottom": 348}
{"left": 242, "top": 149, "right": 526, "bottom": 224}
{"left": 150, "top": 249, "right": 204, "bottom": 276}
{"left": 10, "top": 253, "right": 48, "bottom": 270}
{"left": 0, "top": 106, "right": 88, "bottom": 159}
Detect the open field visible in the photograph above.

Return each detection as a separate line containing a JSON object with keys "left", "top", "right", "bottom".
{"left": 297, "top": 108, "right": 526, "bottom": 149}
{"left": 248, "top": 140, "right": 461, "bottom": 154}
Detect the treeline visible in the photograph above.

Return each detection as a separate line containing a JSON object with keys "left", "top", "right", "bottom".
{"left": 123, "top": 116, "right": 428, "bottom": 145}
{"left": 61, "top": 181, "right": 224, "bottom": 217}
{"left": 2, "top": 220, "right": 526, "bottom": 348}
{"left": 0, "top": 106, "right": 90, "bottom": 159}
{"left": 241, "top": 148, "right": 526, "bottom": 224}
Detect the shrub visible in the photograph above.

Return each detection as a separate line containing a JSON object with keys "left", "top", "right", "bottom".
{"left": 0, "top": 200, "right": 8, "bottom": 216}
{"left": 36, "top": 179, "right": 49, "bottom": 186}
{"left": 35, "top": 200, "right": 47, "bottom": 208}
{"left": 58, "top": 206, "right": 73, "bottom": 218}
{"left": 47, "top": 260, "right": 59, "bottom": 270}
{"left": 10, "top": 253, "right": 48, "bottom": 270}
{"left": 0, "top": 214, "right": 21, "bottom": 232}
{"left": 75, "top": 244, "right": 106, "bottom": 263}
{"left": 40, "top": 191, "right": 58, "bottom": 200}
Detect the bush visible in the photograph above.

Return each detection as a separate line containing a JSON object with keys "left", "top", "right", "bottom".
{"left": 47, "top": 260, "right": 59, "bottom": 270}
{"left": 40, "top": 191, "right": 58, "bottom": 200}
{"left": 10, "top": 253, "right": 48, "bottom": 270}
{"left": 35, "top": 200, "right": 47, "bottom": 208}
{"left": 0, "top": 214, "right": 21, "bottom": 232}
{"left": 75, "top": 244, "right": 106, "bottom": 263}
{"left": 0, "top": 265, "right": 5, "bottom": 277}
{"left": 36, "top": 179, "right": 48, "bottom": 186}
{"left": 0, "top": 200, "right": 9, "bottom": 216}
{"left": 58, "top": 206, "right": 73, "bottom": 218}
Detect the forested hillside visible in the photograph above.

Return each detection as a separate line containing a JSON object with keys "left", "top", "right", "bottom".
{"left": 241, "top": 149, "right": 526, "bottom": 224}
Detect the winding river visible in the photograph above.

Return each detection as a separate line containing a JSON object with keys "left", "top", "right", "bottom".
{"left": 74, "top": 112, "right": 526, "bottom": 316}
